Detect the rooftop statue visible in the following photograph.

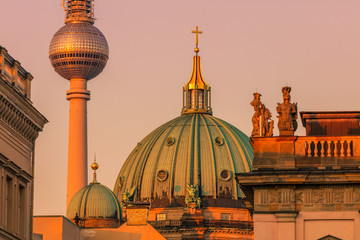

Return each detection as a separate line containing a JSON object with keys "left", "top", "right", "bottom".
{"left": 185, "top": 184, "right": 201, "bottom": 209}
{"left": 250, "top": 93, "right": 274, "bottom": 137}
{"left": 121, "top": 186, "right": 138, "bottom": 208}
{"left": 276, "top": 86, "right": 298, "bottom": 136}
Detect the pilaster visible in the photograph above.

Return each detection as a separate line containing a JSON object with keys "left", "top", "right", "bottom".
{"left": 275, "top": 212, "right": 297, "bottom": 240}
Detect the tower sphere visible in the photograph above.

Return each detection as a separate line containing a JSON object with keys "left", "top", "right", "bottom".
{"left": 49, "top": 22, "right": 109, "bottom": 80}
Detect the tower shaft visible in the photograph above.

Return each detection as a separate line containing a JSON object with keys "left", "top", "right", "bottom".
{"left": 66, "top": 78, "right": 90, "bottom": 207}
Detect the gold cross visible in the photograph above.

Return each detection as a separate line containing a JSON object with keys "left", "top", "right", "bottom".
{"left": 191, "top": 26, "right": 203, "bottom": 46}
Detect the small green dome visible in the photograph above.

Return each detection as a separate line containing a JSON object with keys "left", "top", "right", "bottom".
{"left": 67, "top": 182, "right": 122, "bottom": 221}
{"left": 114, "top": 113, "right": 253, "bottom": 208}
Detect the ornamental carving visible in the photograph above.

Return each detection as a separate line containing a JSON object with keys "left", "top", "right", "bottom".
{"left": 269, "top": 191, "right": 281, "bottom": 204}
{"left": 354, "top": 190, "right": 360, "bottom": 203}
{"left": 313, "top": 190, "right": 325, "bottom": 204}
{"left": 333, "top": 190, "right": 344, "bottom": 203}
{"left": 276, "top": 86, "right": 298, "bottom": 136}
{"left": 295, "top": 192, "right": 303, "bottom": 204}
{"left": 250, "top": 93, "right": 274, "bottom": 137}
{"left": 0, "top": 96, "right": 41, "bottom": 142}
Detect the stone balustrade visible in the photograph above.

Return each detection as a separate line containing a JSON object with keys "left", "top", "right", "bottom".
{"left": 0, "top": 46, "right": 32, "bottom": 100}
{"left": 299, "top": 137, "right": 355, "bottom": 157}
{"left": 251, "top": 136, "right": 360, "bottom": 170}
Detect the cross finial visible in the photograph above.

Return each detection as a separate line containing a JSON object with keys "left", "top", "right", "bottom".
{"left": 191, "top": 26, "right": 203, "bottom": 55}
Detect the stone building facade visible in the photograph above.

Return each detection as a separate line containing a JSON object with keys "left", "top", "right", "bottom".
{"left": 236, "top": 110, "right": 360, "bottom": 240}
{"left": 0, "top": 46, "right": 47, "bottom": 240}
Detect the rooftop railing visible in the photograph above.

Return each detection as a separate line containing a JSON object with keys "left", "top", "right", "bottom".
{"left": 149, "top": 219, "right": 253, "bottom": 230}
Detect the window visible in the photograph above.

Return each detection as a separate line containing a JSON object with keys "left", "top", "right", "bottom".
{"left": 221, "top": 213, "right": 231, "bottom": 220}
{"left": 156, "top": 213, "right": 166, "bottom": 221}
{"left": 198, "top": 90, "right": 204, "bottom": 109}
{"left": 18, "top": 184, "right": 26, "bottom": 236}
{"left": 5, "top": 176, "right": 13, "bottom": 231}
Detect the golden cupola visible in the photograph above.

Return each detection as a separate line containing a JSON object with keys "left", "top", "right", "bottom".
{"left": 182, "top": 26, "right": 212, "bottom": 115}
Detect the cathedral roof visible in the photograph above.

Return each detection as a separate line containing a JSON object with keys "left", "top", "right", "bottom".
{"left": 67, "top": 161, "right": 122, "bottom": 224}
{"left": 114, "top": 113, "right": 253, "bottom": 208}
{"left": 114, "top": 27, "right": 253, "bottom": 208}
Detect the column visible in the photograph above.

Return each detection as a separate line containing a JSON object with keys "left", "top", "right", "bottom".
{"left": 276, "top": 212, "right": 297, "bottom": 240}
{"left": 66, "top": 78, "right": 90, "bottom": 208}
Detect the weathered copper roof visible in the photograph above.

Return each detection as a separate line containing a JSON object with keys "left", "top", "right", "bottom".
{"left": 67, "top": 182, "right": 122, "bottom": 221}
{"left": 114, "top": 113, "right": 253, "bottom": 208}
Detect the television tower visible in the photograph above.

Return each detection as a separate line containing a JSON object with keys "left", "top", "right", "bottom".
{"left": 49, "top": 0, "right": 109, "bottom": 208}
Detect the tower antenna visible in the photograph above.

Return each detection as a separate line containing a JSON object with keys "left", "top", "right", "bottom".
{"left": 62, "top": 0, "right": 66, "bottom": 11}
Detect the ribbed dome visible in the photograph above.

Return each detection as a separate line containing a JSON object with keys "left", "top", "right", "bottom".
{"left": 67, "top": 182, "right": 122, "bottom": 222}
{"left": 114, "top": 113, "right": 253, "bottom": 208}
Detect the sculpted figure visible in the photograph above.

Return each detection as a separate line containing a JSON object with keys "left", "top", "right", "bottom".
{"left": 263, "top": 107, "right": 274, "bottom": 137}
{"left": 185, "top": 184, "right": 201, "bottom": 209}
{"left": 276, "top": 86, "right": 298, "bottom": 136}
{"left": 250, "top": 93, "right": 274, "bottom": 137}
{"left": 121, "top": 186, "right": 137, "bottom": 208}
{"left": 250, "top": 93, "right": 261, "bottom": 137}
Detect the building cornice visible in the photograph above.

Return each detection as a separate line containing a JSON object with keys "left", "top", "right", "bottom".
{"left": 0, "top": 79, "right": 48, "bottom": 142}
{"left": 1, "top": 155, "right": 33, "bottom": 180}
{"left": 236, "top": 169, "right": 360, "bottom": 187}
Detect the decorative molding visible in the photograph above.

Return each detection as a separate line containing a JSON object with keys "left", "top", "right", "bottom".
{"left": 255, "top": 186, "right": 360, "bottom": 211}
{"left": 0, "top": 95, "right": 41, "bottom": 142}
{"left": 0, "top": 158, "right": 33, "bottom": 181}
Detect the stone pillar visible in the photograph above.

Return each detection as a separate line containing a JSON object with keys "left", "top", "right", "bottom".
{"left": 0, "top": 166, "right": 4, "bottom": 228}
{"left": 275, "top": 212, "right": 297, "bottom": 240}
{"left": 24, "top": 73, "right": 33, "bottom": 99}
{"left": 12, "top": 60, "right": 20, "bottom": 87}
{"left": 66, "top": 78, "right": 90, "bottom": 208}
{"left": 0, "top": 48, "right": 7, "bottom": 76}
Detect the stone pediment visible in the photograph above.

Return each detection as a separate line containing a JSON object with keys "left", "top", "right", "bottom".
{"left": 318, "top": 235, "right": 342, "bottom": 240}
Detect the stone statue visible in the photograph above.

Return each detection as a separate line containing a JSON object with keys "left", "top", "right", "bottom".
{"left": 121, "top": 186, "right": 138, "bottom": 208}
{"left": 276, "top": 86, "right": 298, "bottom": 136}
{"left": 185, "top": 184, "right": 201, "bottom": 209}
{"left": 250, "top": 93, "right": 274, "bottom": 137}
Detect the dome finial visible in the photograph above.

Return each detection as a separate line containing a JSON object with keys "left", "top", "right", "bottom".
{"left": 191, "top": 26, "right": 202, "bottom": 55}
{"left": 91, "top": 153, "right": 99, "bottom": 183}
{"left": 182, "top": 26, "right": 212, "bottom": 115}
{"left": 62, "top": 0, "right": 95, "bottom": 24}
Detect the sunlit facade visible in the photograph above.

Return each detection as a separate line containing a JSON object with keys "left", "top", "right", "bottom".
{"left": 0, "top": 46, "right": 47, "bottom": 240}
{"left": 237, "top": 101, "right": 360, "bottom": 240}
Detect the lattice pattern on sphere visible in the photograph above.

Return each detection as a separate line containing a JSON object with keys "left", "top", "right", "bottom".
{"left": 49, "top": 22, "right": 109, "bottom": 80}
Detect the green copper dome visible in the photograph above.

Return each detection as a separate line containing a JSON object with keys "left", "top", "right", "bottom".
{"left": 114, "top": 38, "right": 253, "bottom": 208}
{"left": 67, "top": 182, "right": 122, "bottom": 222}
{"left": 114, "top": 113, "right": 253, "bottom": 208}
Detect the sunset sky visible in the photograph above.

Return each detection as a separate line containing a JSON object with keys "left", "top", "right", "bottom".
{"left": 2, "top": 0, "right": 360, "bottom": 215}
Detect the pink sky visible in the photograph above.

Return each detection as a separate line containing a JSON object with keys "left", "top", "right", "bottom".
{"left": 2, "top": 0, "right": 360, "bottom": 215}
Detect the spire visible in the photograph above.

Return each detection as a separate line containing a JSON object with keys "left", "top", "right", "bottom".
{"left": 91, "top": 154, "right": 99, "bottom": 183}
{"left": 182, "top": 26, "right": 212, "bottom": 115}
{"left": 62, "top": 0, "right": 95, "bottom": 24}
